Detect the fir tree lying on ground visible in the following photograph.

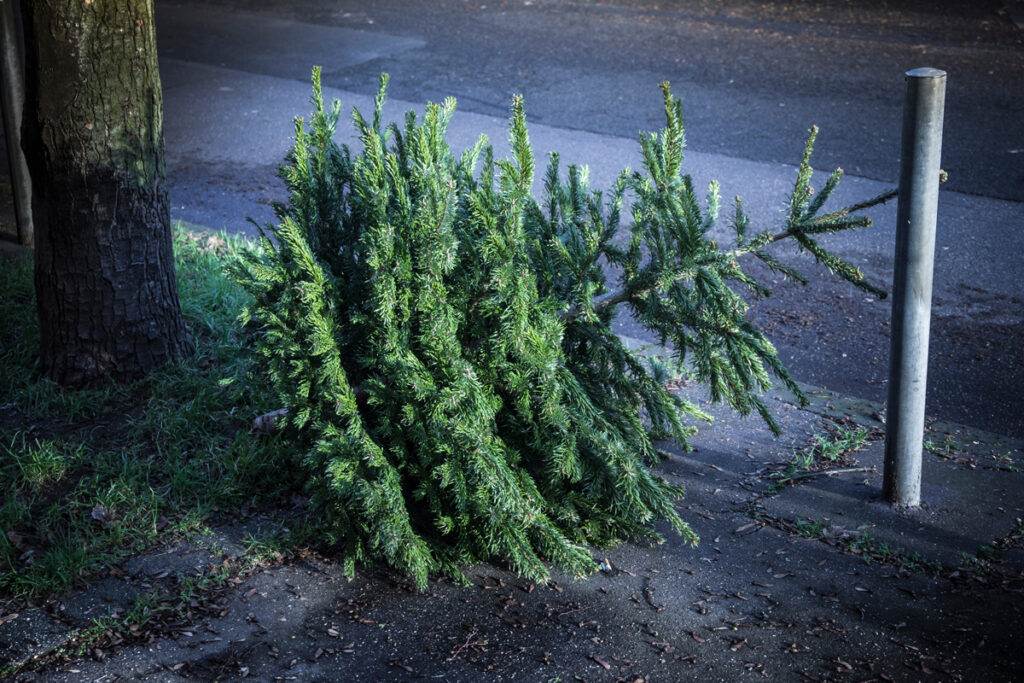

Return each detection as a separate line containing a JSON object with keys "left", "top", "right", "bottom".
{"left": 232, "top": 69, "right": 893, "bottom": 588}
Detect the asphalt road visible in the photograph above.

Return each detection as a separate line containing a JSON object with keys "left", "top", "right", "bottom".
{"left": 2, "top": 0, "right": 1021, "bottom": 436}
{"left": 170, "top": 0, "right": 1024, "bottom": 201}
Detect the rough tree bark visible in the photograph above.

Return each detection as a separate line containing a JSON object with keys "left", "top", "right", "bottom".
{"left": 20, "top": 0, "right": 191, "bottom": 385}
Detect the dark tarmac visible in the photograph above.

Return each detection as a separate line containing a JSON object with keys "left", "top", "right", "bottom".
{"left": 3, "top": 377, "right": 1023, "bottom": 682}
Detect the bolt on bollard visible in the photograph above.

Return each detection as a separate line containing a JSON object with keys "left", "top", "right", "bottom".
{"left": 883, "top": 68, "right": 946, "bottom": 507}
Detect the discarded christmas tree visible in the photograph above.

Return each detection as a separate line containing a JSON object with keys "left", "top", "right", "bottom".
{"left": 232, "top": 70, "right": 892, "bottom": 588}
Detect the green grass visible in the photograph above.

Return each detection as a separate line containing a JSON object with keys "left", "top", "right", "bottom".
{"left": 2, "top": 435, "right": 86, "bottom": 490}
{"left": 923, "top": 434, "right": 960, "bottom": 459}
{"left": 793, "top": 518, "right": 826, "bottom": 538}
{"left": 0, "top": 223, "right": 302, "bottom": 600}
{"left": 768, "top": 424, "right": 870, "bottom": 490}
{"left": 846, "top": 532, "right": 941, "bottom": 574}
{"left": 987, "top": 451, "right": 1022, "bottom": 473}
{"left": 755, "top": 508, "right": 943, "bottom": 576}
{"left": 924, "top": 433, "right": 1023, "bottom": 472}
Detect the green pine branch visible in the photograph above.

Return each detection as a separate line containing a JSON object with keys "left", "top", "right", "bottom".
{"left": 231, "top": 69, "right": 903, "bottom": 589}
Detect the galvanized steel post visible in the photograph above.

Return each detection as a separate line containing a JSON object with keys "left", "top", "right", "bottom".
{"left": 884, "top": 68, "right": 946, "bottom": 507}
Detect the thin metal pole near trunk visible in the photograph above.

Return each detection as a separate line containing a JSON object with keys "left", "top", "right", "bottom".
{"left": 883, "top": 67, "right": 946, "bottom": 507}
{"left": 0, "top": 0, "right": 33, "bottom": 246}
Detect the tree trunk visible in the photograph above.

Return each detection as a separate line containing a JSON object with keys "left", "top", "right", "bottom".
{"left": 20, "top": 0, "right": 191, "bottom": 385}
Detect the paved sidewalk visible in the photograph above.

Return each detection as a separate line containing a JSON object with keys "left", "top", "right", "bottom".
{"left": 2, "top": 372, "right": 1021, "bottom": 681}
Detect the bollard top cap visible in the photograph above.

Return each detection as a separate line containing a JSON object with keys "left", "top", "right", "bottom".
{"left": 906, "top": 67, "right": 946, "bottom": 79}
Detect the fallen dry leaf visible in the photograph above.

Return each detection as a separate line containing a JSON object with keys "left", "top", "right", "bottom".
{"left": 252, "top": 408, "right": 288, "bottom": 434}
{"left": 90, "top": 504, "right": 116, "bottom": 527}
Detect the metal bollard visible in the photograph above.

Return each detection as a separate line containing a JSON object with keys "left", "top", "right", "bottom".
{"left": 883, "top": 68, "right": 946, "bottom": 507}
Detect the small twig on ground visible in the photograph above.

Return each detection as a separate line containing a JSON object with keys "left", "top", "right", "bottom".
{"left": 447, "top": 628, "right": 480, "bottom": 662}
{"left": 556, "top": 605, "right": 592, "bottom": 620}
{"left": 643, "top": 577, "right": 665, "bottom": 612}
{"left": 782, "top": 466, "right": 876, "bottom": 482}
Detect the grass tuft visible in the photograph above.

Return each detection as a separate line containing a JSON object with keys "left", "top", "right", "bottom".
{"left": 769, "top": 424, "right": 870, "bottom": 490}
